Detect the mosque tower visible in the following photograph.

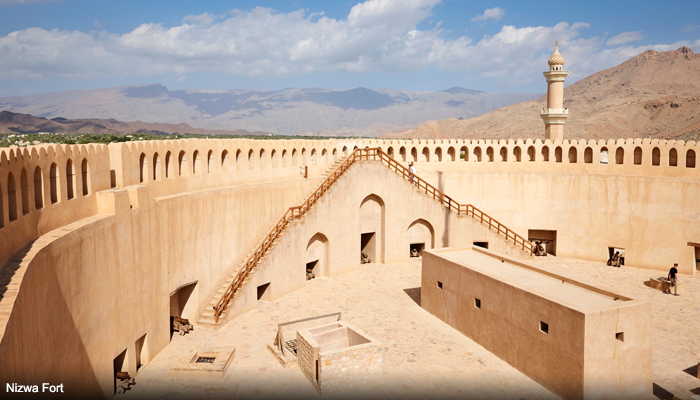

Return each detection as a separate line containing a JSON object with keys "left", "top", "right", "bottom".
{"left": 540, "top": 41, "right": 569, "bottom": 141}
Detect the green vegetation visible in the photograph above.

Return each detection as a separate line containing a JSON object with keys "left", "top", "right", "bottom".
{"left": 0, "top": 132, "right": 355, "bottom": 148}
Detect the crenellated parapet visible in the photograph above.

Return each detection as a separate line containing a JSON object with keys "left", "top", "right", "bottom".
{"left": 1, "top": 137, "right": 698, "bottom": 268}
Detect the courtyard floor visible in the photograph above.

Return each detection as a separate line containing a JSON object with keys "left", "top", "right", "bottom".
{"left": 124, "top": 255, "right": 699, "bottom": 400}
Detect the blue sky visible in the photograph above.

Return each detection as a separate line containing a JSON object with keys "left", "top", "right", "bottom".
{"left": 0, "top": 0, "right": 698, "bottom": 96}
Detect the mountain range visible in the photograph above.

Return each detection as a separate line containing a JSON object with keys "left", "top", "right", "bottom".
{"left": 383, "top": 47, "right": 700, "bottom": 141}
{"left": 0, "top": 85, "right": 539, "bottom": 137}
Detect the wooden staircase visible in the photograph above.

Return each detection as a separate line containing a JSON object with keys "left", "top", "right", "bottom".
{"left": 200, "top": 148, "right": 533, "bottom": 326}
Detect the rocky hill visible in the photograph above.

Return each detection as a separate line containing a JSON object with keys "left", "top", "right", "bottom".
{"left": 0, "top": 85, "right": 538, "bottom": 137}
{"left": 0, "top": 111, "right": 271, "bottom": 136}
{"left": 383, "top": 47, "right": 700, "bottom": 141}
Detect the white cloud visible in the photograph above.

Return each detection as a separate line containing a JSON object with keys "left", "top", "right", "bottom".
{"left": 683, "top": 22, "right": 700, "bottom": 32}
{"left": 176, "top": 76, "right": 187, "bottom": 83}
{"left": 606, "top": 31, "right": 644, "bottom": 46}
{"left": 471, "top": 7, "right": 505, "bottom": 22}
{"left": 93, "top": 20, "right": 102, "bottom": 29}
{"left": 0, "top": 0, "right": 59, "bottom": 5}
{"left": 0, "top": 0, "right": 694, "bottom": 89}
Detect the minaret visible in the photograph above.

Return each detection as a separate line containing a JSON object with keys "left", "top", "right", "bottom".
{"left": 540, "top": 41, "right": 569, "bottom": 141}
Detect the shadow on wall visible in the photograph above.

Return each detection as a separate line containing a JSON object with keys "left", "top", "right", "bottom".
{"left": 0, "top": 248, "right": 103, "bottom": 399}
{"left": 0, "top": 240, "right": 35, "bottom": 303}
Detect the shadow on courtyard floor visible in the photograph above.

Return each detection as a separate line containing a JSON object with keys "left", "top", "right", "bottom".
{"left": 403, "top": 287, "right": 421, "bottom": 306}
{"left": 653, "top": 382, "right": 676, "bottom": 400}
{"left": 683, "top": 363, "right": 698, "bottom": 378}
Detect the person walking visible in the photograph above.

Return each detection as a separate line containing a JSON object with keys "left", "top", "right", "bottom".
{"left": 667, "top": 263, "right": 679, "bottom": 296}
{"left": 409, "top": 162, "right": 417, "bottom": 185}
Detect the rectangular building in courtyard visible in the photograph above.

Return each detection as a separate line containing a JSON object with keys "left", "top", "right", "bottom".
{"left": 421, "top": 246, "right": 652, "bottom": 400}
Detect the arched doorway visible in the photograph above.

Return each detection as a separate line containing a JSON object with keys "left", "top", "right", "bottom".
{"left": 407, "top": 219, "right": 435, "bottom": 257}
{"left": 306, "top": 233, "right": 329, "bottom": 279}
{"left": 359, "top": 194, "right": 385, "bottom": 264}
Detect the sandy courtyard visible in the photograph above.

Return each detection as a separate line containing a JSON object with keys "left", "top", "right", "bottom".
{"left": 123, "top": 255, "right": 698, "bottom": 400}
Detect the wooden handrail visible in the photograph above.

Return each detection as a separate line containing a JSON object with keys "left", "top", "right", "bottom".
{"left": 213, "top": 147, "right": 533, "bottom": 322}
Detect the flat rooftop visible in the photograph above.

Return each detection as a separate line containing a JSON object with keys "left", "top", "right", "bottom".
{"left": 431, "top": 248, "right": 630, "bottom": 310}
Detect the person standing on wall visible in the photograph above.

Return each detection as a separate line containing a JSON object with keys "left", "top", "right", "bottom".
{"left": 667, "top": 263, "right": 679, "bottom": 296}
{"left": 409, "top": 162, "right": 417, "bottom": 185}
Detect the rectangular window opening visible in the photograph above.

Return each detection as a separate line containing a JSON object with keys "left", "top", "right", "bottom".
{"left": 474, "top": 298, "right": 481, "bottom": 309}
{"left": 540, "top": 321, "right": 549, "bottom": 334}
{"left": 616, "top": 332, "right": 624, "bottom": 342}
{"left": 437, "top": 281, "right": 443, "bottom": 289}
{"left": 473, "top": 242, "right": 488, "bottom": 249}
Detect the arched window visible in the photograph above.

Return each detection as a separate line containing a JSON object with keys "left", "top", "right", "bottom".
{"left": 236, "top": 150, "right": 243, "bottom": 170}
{"left": 568, "top": 147, "right": 577, "bottom": 163}
{"left": 260, "top": 149, "right": 267, "bottom": 169}
{"left": 178, "top": 150, "right": 187, "bottom": 176}
{"left": 434, "top": 147, "right": 442, "bottom": 162}
{"left": 20, "top": 169, "right": 29, "bottom": 215}
{"left": 322, "top": 149, "right": 328, "bottom": 164}
{"left": 271, "top": 149, "right": 278, "bottom": 168}
{"left": 332, "top": 148, "right": 338, "bottom": 162}
{"left": 555, "top": 147, "right": 562, "bottom": 163}
{"left": 599, "top": 147, "right": 609, "bottom": 164}
{"left": 499, "top": 147, "right": 507, "bottom": 162}
{"left": 615, "top": 148, "right": 624, "bottom": 165}
{"left": 687, "top": 149, "right": 696, "bottom": 168}
{"left": 139, "top": 153, "right": 147, "bottom": 183}
{"left": 165, "top": 151, "right": 172, "bottom": 178}
{"left": 422, "top": 147, "right": 430, "bottom": 162}
{"left": 460, "top": 146, "right": 468, "bottom": 161}
{"left": 248, "top": 149, "right": 255, "bottom": 169}
{"left": 486, "top": 147, "right": 494, "bottom": 162}
{"left": 0, "top": 182, "right": 3, "bottom": 228}
{"left": 634, "top": 147, "right": 642, "bottom": 165}
{"left": 652, "top": 147, "right": 660, "bottom": 166}
{"left": 387, "top": 147, "right": 394, "bottom": 158}
{"left": 50, "top": 163, "right": 58, "bottom": 204}
{"left": 192, "top": 150, "right": 200, "bottom": 174}
{"left": 152, "top": 153, "right": 160, "bottom": 181}
{"left": 302, "top": 148, "right": 307, "bottom": 165}
{"left": 411, "top": 148, "right": 418, "bottom": 162}
{"left": 527, "top": 146, "right": 535, "bottom": 161}
{"left": 282, "top": 150, "right": 288, "bottom": 167}
{"left": 310, "top": 149, "right": 317, "bottom": 165}
{"left": 221, "top": 150, "right": 230, "bottom": 170}
{"left": 292, "top": 149, "right": 298, "bottom": 166}
{"left": 342, "top": 146, "right": 348, "bottom": 157}
{"left": 207, "top": 150, "right": 214, "bottom": 173}
{"left": 447, "top": 147, "right": 455, "bottom": 161}
{"left": 584, "top": 147, "right": 592, "bottom": 163}
{"left": 473, "top": 147, "right": 482, "bottom": 162}
{"left": 81, "top": 159, "right": 90, "bottom": 196}
{"left": 7, "top": 172, "right": 17, "bottom": 221}
{"left": 33, "top": 166, "right": 43, "bottom": 210}
{"left": 66, "top": 159, "right": 75, "bottom": 200}
{"left": 669, "top": 148, "right": 678, "bottom": 167}
{"left": 513, "top": 147, "right": 522, "bottom": 162}
{"left": 399, "top": 147, "right": 406, "bottom": 162}
{"left": 541, "top": 146, "right": 550, "bottom": 162}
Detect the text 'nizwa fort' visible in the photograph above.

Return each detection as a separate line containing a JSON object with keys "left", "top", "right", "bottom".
{"left": 1, "top": 44, "right": 699, "bottom": 400}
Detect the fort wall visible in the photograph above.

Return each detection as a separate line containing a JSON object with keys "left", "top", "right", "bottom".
{"left": 0, "top": 137, "right": 698, "bottom": 398}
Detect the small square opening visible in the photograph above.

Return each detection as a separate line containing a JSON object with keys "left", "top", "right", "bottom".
{"left": 473, "top": 242, "right": 489, "bottom": 249}
{"left": 410, "top": 243, "right": 425, "bottom": 257}
{"left": 474, "top": 298, "right": 481, "bottom": 309}
{"left": 616, "top": 332, "right": 624, "bottom": 342}
{"left": 437, "top": 281, "right": 443, "bottom": 289}
{"left": 540, "top": 321, "right": 549, "bottom": 334}
{"left": 607, "top": 247, "right": 625, "bottom": 266}
{"left": 196, "top": 356, "right": 216, "bottom": 364}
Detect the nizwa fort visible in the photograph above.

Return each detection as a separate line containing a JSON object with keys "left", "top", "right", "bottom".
{"left": 1, "top": 44, "right": 699, "bottom": 400}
